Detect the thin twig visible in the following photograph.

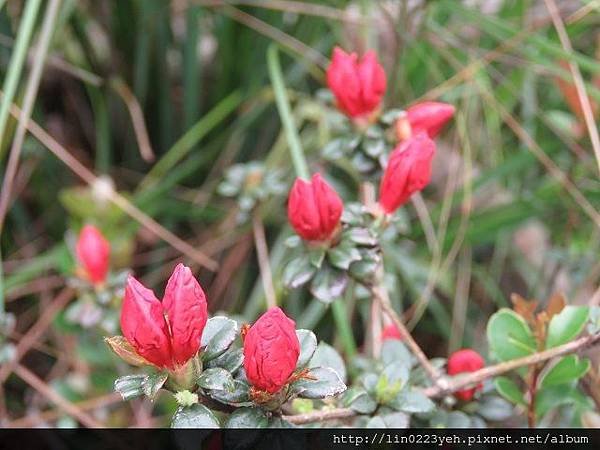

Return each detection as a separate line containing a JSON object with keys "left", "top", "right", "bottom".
{"left": 13, "top": 364, "right": 103, "bottom": 428}
{"left": 0, "top": 94, "right": 219, "bottom": 271}
{"left": 6, "top": 393, "right": 121, "bottom": 427}
{"left": 110, "top": 78, "right": 155, "bottom": 162}
{"left": 370, "top": 267, "right": 444, "bottom": 386}
{"left": 283, "top": 407, "right": 355, "bottom": 425}
{"left": 544, "top": 0, "right": 600, "bottom": 177}
{"left": 252, "top": 211, "right": 277, "bottom": 309}
{"left": 0, "top": 287, "right": 74, "bottom": 383}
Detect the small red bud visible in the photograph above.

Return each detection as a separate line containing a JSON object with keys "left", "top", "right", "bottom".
{"left": 378, "top": 133, "right": 436, "bottom": 214}
{"left": 447, "top": 349, "right": 485, "bottom": 401}
{"left": 288, "top": 173, "right": 343, "bottom": 242}
{"left": 382, "top": 324, "right": 403, "bottom": 341}
{"left": 326, "top": 47, "right": 386, "bottom": 119}
{"left": 406, "top": 101, "right": 455, "bottom": 138}
{"left": 76, "top": 225, "right": 110, "bottom": 285}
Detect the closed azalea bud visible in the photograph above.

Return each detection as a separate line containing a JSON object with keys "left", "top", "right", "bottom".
{"left": 163, "top": 263, "right": 208, "bottom": 366}
{"left": 76, "top": 225, "right": 110, "bottom": 285}
{"left": 243, "top": 307, "right": 300, "bottom": 393}
{"left": 288, "top": 173, "right": 343, "bottom": 242}
{"left": 326, "top": 47, "right": 386, "bottom": 118}
{"left": 382, "top": 324, "right": 403, "bottom": 341}
{"left": 405, "top": 101, "right": 455, "bottom": 138}
{"left": 120, "top": 275, "right": 173, "bottom": 369}
{"left": 378, "top": 133, "right": 436, "bottom": 214}
{"left": 120, "top": 264, "right": 208, "bottom": 370}
{"left": 447, "top": 349, "right": 485, "bottom": 401}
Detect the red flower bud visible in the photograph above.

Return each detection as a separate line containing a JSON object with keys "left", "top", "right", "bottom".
{"left": 76, "top": 225, "right": 110, "bottom": 285}
{"left": 243, "top": 307, "right": 300, "bottom": 393}
{"left": 326, "top": 47, "right": 386, "bottom": 118}
{"left": 406, "top": 101, "right": 455, "bottom": 138}
{"left": 163, "top": 264, "right": 208, "bottom": 367}
{"left": 447, "top": 349, "right": 485, "bottom": 401}
{"left": 288, "top": 173, "right": 343, "bottom": 242}
{"left": 378, "top": 133, "right": 436, "bottom": 214}
{"left": 382, "top": 324, "right": 403, "bottom": 341}
{"left": 120, "top": 264, "right": 208, "bottom": 370}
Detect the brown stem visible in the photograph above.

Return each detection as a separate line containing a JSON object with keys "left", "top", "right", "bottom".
{"left": 252, "top": 211, "right": 277, "bottom": 309}
{"left": 283, "top": 407, "right": 355, "bottom": 425}
{"left": 527, "top": 365, "right": 540, "bottom": 428}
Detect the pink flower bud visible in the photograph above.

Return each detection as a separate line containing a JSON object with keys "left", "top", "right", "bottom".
{"left": 288, "top": 173, "right": 343, "bottom": 242}
{"left": 163, "top": 264, "right": 208, "bottom": 367}
{"left": 76, "top": 225, "right": 110, "bottom": 285}
{"left": 382, "top": 324, "right": 403, "bottom": 341}
{"left": 120, "top": 275, "right": 172, "bottom": 369}
{"left": 447, "top": 349, "right": 485, "bottom": 401}
{"left": 378, "top": 133, "right": 436, "bottom": 214}
{"left": 243, "top": 307, "right": 300, "bottom": 393}
{"left": 120, "top": 264, "right": 208, "bottom": 370}
{"left": 406, "top": 101, "right": 455, "bottom": 138}
{"left": 326, "top": 47, "right": 386, "bottom": 118}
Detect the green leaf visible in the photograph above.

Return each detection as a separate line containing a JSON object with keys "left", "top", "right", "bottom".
{"left": 114, "top": 374, "right": 146, "bottom": 400}
{"left": 206, "top": 347, "right": 243, "bottom": 373}
{"left": 282, "top": 255, "right": 316, "bottom": 289}
{"left": 345, "top": 228, "right": 377, "bottom": 246}
{"left": 291, "top": 367, "right": 346, "bottom": 399}
{"left": 171, "top": 404, "right": 220, "bottom": 428}
{"left": 201, "top": 316, "right": 238, "bottom": 361}
{"left": 476, "top": 395, "right": 514, "bottom": 421}
{"left": 382, "top": 412, "right": 410, "bottom": 428}
{"left": 535, "top": 385, "right": 593, "bottom": 419}
{"left": 342, "top": 387, "right": 377, "bottom": 414}
{"left": 494, "top": 376, "right": 525, "bottom": 406}
{"left": 310, "top": 266, "right": 348, "bottom": 303}
{"left": 545, "top": 306, "right": 589, "bottom": 349}
{"left": 225, "top": 407, "right": 268, "bottom": 428}
{"left": 487, "top": 308, "right": 536, "bottom": 361}
{"left": 296, "top": 329, "right": 317, "bottom": 369}
{"left": 198, "top": 368, "right": 234, "bottom": 391}
{"left": 142, "top": 372, "right": 168, "bottom": 400}
{"left": 309, "top": 342, "right": 347, "bottom": 382}
{"left": 308, "top": 248, "right": 326, "bottom": 268}
{"left": 540, "top": 355, "right": 591, "bottom": 388}
{"left": 446, "top": 411, "right": 472, "bottom": 428}
{"left": 366, "top": 416, "right": 386, "bottom": 428}
{"left": 389, "top": 389, "right": 435, "bottom": 414}
{"left": 327, "top": 241, "right": 362, "bottom": 270}
{"left": 208, "top": 379, "right": 251, "bottom": 406}
{"left": 381, "top": 340, "right": 413, "bottom": 368}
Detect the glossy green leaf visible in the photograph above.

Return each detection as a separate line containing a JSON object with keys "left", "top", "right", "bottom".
{"left": 225, "top": 407, "right": 268, "bottom": 428}
{"left": 494, "top": 376, "right": 525, "bottom": 406}
{"left": 171, "top": 404, "right": 220, "bottom": 428}
{"left": 114, "top": 374, "right": 146, "bottom": 400}
{"left": 198, "top": 367, "right": 234, "bottom": 391}
{"left": 545, "top": 306, "right": 589, "bottom": 349}
{"left": 309, "top": 342, "right": 347, "bottom": 382}
{"left": 201, "top": 316, "right": 238, "bottom": 361}
{"left": 487, "top": 308, "right": 536, "bottom": 361}
{"left": 310, "top": 266, "right": 348, "bottom": 303}
{"left": 291, "top": 367, "right": 346, "bottom": 399}
{"left": 296, "top": 329, "right": 317, "bottom": 369}
{"left": 282, "top": 255, "right": 316, "bottom": 289}
{"left": 540, "top": 355, "right": 591, "bottom": 388}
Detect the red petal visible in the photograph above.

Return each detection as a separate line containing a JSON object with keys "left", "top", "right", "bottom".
{"left": 163, "top": 264, "right": 208, "bottom": 366}
{"left": 120, "top": 275, "right": 173, "bottom": 369}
